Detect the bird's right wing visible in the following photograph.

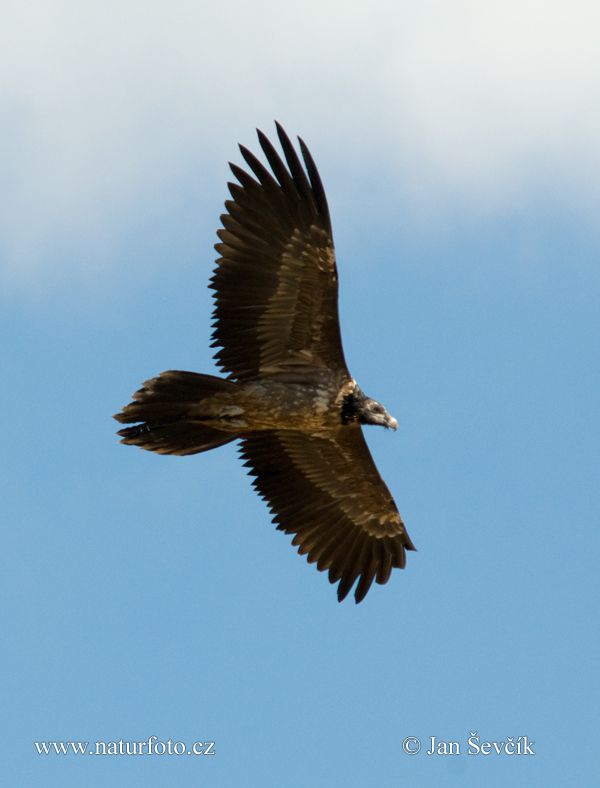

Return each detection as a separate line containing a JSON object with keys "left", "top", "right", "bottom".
{"left": 239, "top": 428, "right": 415, "bottom": 603}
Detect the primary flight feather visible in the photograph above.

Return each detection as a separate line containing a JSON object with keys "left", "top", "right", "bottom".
{"left": 114, "top": 122, "right": 416, "bottom": 603}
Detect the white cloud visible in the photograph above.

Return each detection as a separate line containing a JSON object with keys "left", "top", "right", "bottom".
{"left": 2, "top": 0, "right": 600, "bottom": 282}
{"left": 386, "top": 1, "right": 600, "bottom": 203}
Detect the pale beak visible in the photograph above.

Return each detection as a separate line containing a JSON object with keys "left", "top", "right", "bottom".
{"left": 386, "top": 414, "right": 398, "bottom": 431}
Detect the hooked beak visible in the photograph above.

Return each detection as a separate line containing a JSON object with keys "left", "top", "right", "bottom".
{"left": 386, "top": 414, "right": 398, "bottom": 431}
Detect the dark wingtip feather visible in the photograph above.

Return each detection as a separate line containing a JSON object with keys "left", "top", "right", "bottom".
{"left": 354, "top": 551, "right": 380, "bottom": 603}
{"left": 297, "top": 135, "right": 331, "bottom": 231}
{"left": 254, "top": 126, "right": 296, "bottom": 193}
{"left": 336, "top": 576, "right": 355, "bottom": 603}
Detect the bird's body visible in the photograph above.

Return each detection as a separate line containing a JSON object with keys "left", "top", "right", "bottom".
{"left": 191, "top": 371, "right": 354, "bottom": 433}
{"left": 115, "top": 123, "right": 416, "bottom": 602}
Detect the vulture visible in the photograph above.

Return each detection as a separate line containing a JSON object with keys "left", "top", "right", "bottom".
{"left": 114, "top": 122, "right": 416, "bottom": 603}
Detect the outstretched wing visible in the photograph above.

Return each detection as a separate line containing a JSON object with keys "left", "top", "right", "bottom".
{"left": 239, "top": 429, "right": 416, "bottom": 603}
{"left": 210, "top": 122, "right": 349, "bottom": 381}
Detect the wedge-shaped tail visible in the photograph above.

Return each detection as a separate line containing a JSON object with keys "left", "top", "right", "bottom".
{"left": 114, "top": 371, "right": 239, "bottom": 455}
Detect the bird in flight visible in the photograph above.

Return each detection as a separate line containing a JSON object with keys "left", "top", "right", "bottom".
{"left": 114, "top": 122, "right": 416, "bottom": 602}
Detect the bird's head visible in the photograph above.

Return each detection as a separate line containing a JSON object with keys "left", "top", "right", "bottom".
{"left": 340, "top": 386, "right": 398, "bottom": 430}
{"left": 358, "top": 398, "right": 398, "bottom": 430}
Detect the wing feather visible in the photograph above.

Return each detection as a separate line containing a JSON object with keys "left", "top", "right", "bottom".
{"left": 239, "top": 429, "right": 415, "bottom": 603}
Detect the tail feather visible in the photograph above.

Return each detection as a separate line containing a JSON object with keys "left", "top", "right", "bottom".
{"left": 116, "top": 420, "right": 237, "bottom": 455}
{"left": 114, "top": 370, "right": 240, "bottom": 456}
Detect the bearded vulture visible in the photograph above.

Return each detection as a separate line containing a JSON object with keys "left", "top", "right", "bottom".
{"left": 114, "top": 123, "right": 416, "bottom": 603}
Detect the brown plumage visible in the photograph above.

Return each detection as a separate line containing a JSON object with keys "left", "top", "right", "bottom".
{"left": 114, "top": 123, "right": 416, "bottom": 603}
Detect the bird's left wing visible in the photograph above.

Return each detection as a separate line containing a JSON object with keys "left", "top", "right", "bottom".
{"left": 210, "top": 123, "right": 349, "bottom": 381}
{"left": 239, "top": 428, "right": 416, "bottom": 603}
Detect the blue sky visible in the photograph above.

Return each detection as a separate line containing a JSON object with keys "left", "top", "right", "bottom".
{"left": 2, "top": 1, "right": 599, "bottom": 786}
